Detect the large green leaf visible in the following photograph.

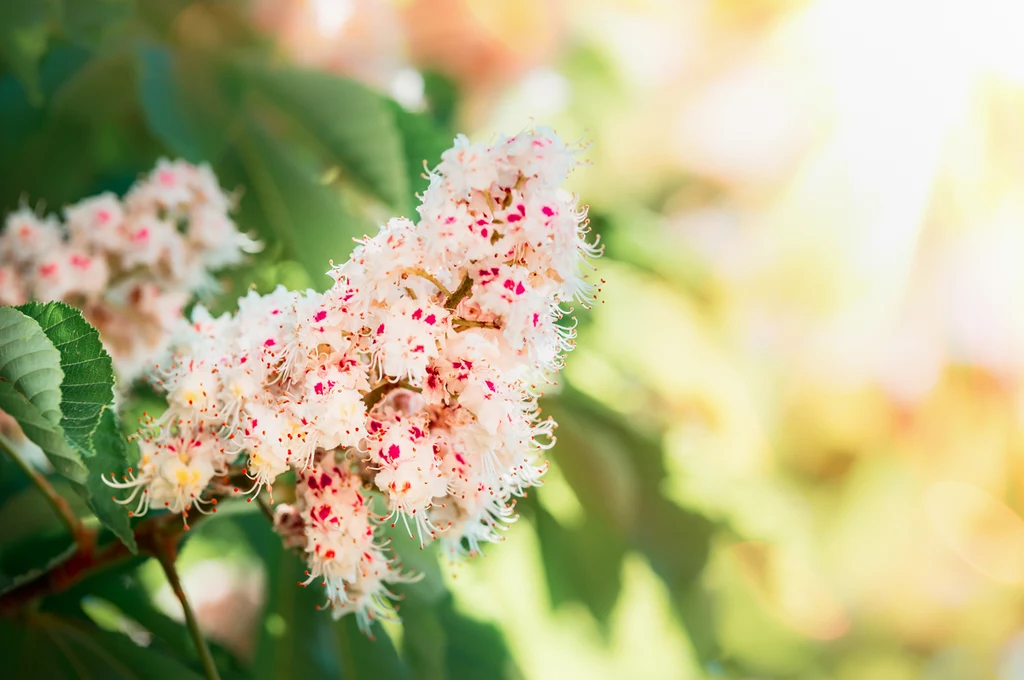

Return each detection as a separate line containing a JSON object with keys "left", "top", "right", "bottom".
{"left": 17, "top": 301, "right": 113, "bottom": 450}
{"left": 136, "top": 45, "right": 229, "bottom": 163}
{"left": 245, "top": 65, "right": 409, "bottom": 211}
{"left": 0, "top": 306, "right": 63, "bottom": 427}
{"left": 15, "top": 302, "right": 136, "bottom": 550}
{"left": 228, "top": 123, "right": 371, "bottom": 287}
{"left": 0, "top": 614, "right": 204, "bottom": 679}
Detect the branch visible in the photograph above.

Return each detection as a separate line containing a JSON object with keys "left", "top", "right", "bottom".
{"left": 0, "top": 512, "right": 185, "bottom": 614}
{"left": 154, "top": 537, "right": 221, "bottom": 680}
{"left": 0, "top": 433, "right": 87, "bottom": 549}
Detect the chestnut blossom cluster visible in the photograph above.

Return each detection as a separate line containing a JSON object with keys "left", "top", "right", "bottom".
{"left": 106, "top": 127, "right": 599, "bottom": 631}
{"left": 0, "top": 159, "right": 258, "bottom": 383}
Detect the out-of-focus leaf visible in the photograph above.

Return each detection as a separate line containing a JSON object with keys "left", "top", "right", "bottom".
{"left": 239, "top": 510, "right": 409, "bottom": 680}
{"left": 0, "top": 0, "right": 57, "bottom": 103}
{"left": 58, "top": 0, "right": 132, "bottom": 47}
{"left": 532, "top": 503, "right": 626, "bottom": 626}
{"left": 543, "top": 387, "right": 722, "bottom": 660}
{"left": 421, "top": 70, "right": 459, "bottom": 129}
{"left": 44, "top": 557, "right": 245, "bottom": 676}
{"left": 388, "top": 101, "right": 452, "bottom": 202}
{"left": 399, "top": 587, "right": 519, "bottom": 680}
{"left": 0, "top": 526, "right": 75, "bottom": 595}
{"left": 50, "top": 52, "right": 135, "bottom": 125}
{"left": 394, "top": 543, "right": 518, "bottom": 680}
{"left": 137, "top": 45, "right": 231, "bottom": 163}
{"left": 244, "top": 64, "right": 409, "bottom": 211}
{"left": 0, "top": 613, "right": 204, "bottom": 678}
{"left": 227, "top": 122, "right": 370, "bottom": 287}
{"left": 541, "top": 393, "right": 638, "bottom": 533}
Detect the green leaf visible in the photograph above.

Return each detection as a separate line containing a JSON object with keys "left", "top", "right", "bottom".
{"left": 16, "top": 301, "right": 113, "bottom": 450}
{"left": 239, "top": 510, "right": 409, "bottom": 680}
{"left": 388, "top": 101, "right": 453, "bottom": 202}
{"left": 532, "top": 503, "right": 626, "bottom": 626}
{"left": 44, "top": 558, "right": 245, "bottom": 675}
{"left": 0, "top": 0, "right": 57, "bottom": 104}
{"left": 398, "top": 587, "right": 518, "bottom": 680}
{"left": 0, "top": 381, "right": 85, "bottom": 482}
{"left": 57, "top": 0, "right": 132, "bottom": 48}
{"left": 0, "top": 614, "right": 205, "bottom": 679}
{"left": 421, "top": 70, "right": 459, "bottom": 129}
{"left": 82, "top": 408, "right": 137, "bottom": 552}
{"left": 0, "top": 526, "right": 75, "bottom": 595}
{"left": 227, "top": 122, "right": 371, "bottom": 287}
{"left": 245, "top": 65, "right": 409, "bottom": 211}
{"left": 137, "top": 45, "right": 228, "bottom": 163}
{"left": 15, "top": 302, "right": 136, "bottom": 549}
{"left": 0, "top": 303, "right": 91, "bottom": 485}
{"left": 0, "top": 306, "right": 63, "bottom": 427}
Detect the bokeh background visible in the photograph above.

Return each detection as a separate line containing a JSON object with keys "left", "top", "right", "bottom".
{"left": 4, "top": 0, "right": 1024, "bottom": 678}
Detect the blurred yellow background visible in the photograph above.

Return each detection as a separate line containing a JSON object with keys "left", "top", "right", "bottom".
{"left": 244, "top": 0, "right": 1024, "bottom": 677}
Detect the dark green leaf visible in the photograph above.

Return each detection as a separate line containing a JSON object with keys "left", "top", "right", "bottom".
{"left": 245, "top": 65, "right": 409, "bottom": 210}
{"left": 0, "top": 613, "right": 205, "bottom": 678}
{"left": 81, "top": 408, "right": 137, "bottom": 552}
{"left": 0, "top": 0, "right": 57, "bottom": 103}
{"left": 421, "top": 71, "right": 459, "bottom": 129}
{"left": 0, "top": 526, "right": 75, "bottom": 595}
{"left": 398, "top": 586, "right": 518, "bottom": 680}
{"left": 15, "top": 302, "right": 135, "bottom": 548}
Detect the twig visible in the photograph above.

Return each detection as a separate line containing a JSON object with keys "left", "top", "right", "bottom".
{"left": 256, "top": 493, "right": 275, "bottom": 524}
{"left": 0, "top": 433, "right": 87, "bottom": 548}
{"left": 407, "top": 268, "right": 452, "bottom": 298}
{"left": 445, "top": 275, "right": 474, "bottom": 310}
{"left": 452, "top": 318, "right": 502, "bottom": 332}
{"left": 154, "top": 538, "right": 221, "bottom": 680}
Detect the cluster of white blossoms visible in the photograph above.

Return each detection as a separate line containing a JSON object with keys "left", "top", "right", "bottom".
{"left": 0, "top": 159, "right": 259, "bottom": 383}
{"left": 106, "top": 127, "right": 599, "bottom": 631}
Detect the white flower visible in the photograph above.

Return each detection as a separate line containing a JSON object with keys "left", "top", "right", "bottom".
{"left": 108, "top": 126, "right": 600, "bottom": 630}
